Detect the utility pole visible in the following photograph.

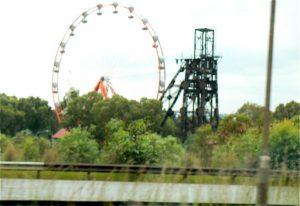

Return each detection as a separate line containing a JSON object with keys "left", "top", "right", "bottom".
{"left": 257, "top": 0, "right": 276, "bottom": 205}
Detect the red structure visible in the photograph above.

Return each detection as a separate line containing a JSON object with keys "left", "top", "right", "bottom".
{"left": 94, "top": 76, "right": 116, "bottom": 100}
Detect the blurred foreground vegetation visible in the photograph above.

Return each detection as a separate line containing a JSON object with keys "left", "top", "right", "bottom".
{"left": 0, "top": 92, "right": 299, "bottom": 170}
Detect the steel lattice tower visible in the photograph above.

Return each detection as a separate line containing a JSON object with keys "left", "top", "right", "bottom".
{"left": 160, "top": 28, "right": 220, "bottom": 140}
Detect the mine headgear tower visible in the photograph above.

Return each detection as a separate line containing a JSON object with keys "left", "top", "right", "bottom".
{"left": 160, "top": 28, "right": 220, "bottom": 140}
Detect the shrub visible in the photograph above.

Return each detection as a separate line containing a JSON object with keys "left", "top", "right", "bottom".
{"left": 37, "top": 137, "right": 51, "bottom": 156}
{"left": 212, "top": 129, "right": 261, "bottom": 168}
{"left": 101, "top": 127, "right": 133, "bottom": 164}
{"left": 269, "top": 120, "right": 300, "bottom": 169}
{"left": 3, "top": 143, "right": 22, "bottom": 161}
{"left": 0, "top": 133, "right": 11, "bottom": 153}
{"left": 218, "top": 114, "right": 251, "bottom": 142}
{"left": 155, "top": 135, "right": 185, "bottom": 166}
{"left": 57, "top": 127, "right": 100, "bottom": 163}
{"left": 185, "top": 125, "right": 218, "bottom": 167}
{"left": 23, "top": 136, "right": 40, "bottom": 161}
{"left": 43, "top": 148, "right": 61, "bottom": 162}
{"left": 102, "top": 128, "right": 185, "bottom": 166}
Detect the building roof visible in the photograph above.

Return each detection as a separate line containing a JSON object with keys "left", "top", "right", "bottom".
{"left": 52, "top": 128, "right": 68, "bottom": 139}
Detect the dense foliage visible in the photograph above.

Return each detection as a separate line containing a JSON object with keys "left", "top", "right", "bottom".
{"left": 0, "top": 93, "right": 58, "bottom": 136}
{"left": 269, "top": 120, "right": 299, "bottom": 169}
{"left": 58, "top": 127, "right": 100, "bottom": 163}
{"left": 101, "top": 119, "right": 184, "bottom": 165}
{"left": 61, "top": 92, "right": 173, "bottom": 140}
{"left": 185, "top": 102, "right": 299, "bottom": 169}
{"left": 0, "top": 92, "right": 299, "bottom": 169}
{"left": 236, "top": 102, "right": 265, "bottom": 127}
{"left": 273, "top": 101, "right": 300, "bottom": 121}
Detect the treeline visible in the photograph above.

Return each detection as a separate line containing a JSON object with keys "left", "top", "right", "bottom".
{"left": 60, "top": 92, "right": 177, "bottom": 139}
{"left": 0, "top": 92, "right": 299, "bottom": 169}
{"left": 0, "top": 93, "right": 59, "bottom": 136}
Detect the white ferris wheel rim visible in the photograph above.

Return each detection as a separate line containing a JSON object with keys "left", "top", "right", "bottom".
{"left": 51, "top": 3, "right": 166, "bottom": 123}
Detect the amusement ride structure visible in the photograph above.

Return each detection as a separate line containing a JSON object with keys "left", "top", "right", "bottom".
{"left": 51, "top": 3, "right": 220, "bottom": 137}
{"left": 52, "top": 3, "right": 166, "bottom": 123}
{"left": 94, "top": 76, "right": 116, "bottom": 100}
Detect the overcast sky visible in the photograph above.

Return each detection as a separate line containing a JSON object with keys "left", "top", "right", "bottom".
{"left": 0, "top": 0, "right": 299, "bottom": 113}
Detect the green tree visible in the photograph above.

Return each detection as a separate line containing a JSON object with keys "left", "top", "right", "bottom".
{"left": 160, "top": 118, "right": 178, "bottom": 137}
{"left": 62, "top": 92, "right": 103, "bottom": 129}
{"left": 102, "top": 119, "right": 184, "bottom": 165}
{"left": 95, "top": 96, "right": 164, "bottom": 136}
{"left": 139, "top": 98, "right": 164, "bottom": 133}
{"left": 63, "top": 93, "right": 168, "bottom": 140}
{"left": 128, "top": 119, "right": 149, "bottom": 138}
{"left": 290, "top": 115, "right": 299, "bottom": 126}
{"left": 0, "top": 100, "right": 25, "bottom": 135}
{"left": 105, "top": 118, "right": 125, "bottom": 136}
{"left": 58, "top": 127, "right": 100, "bottom": 163}
{"left": 1, "top": 106, "right": 24, "bottom": 135}
{"left": 274, "top": 101, "right": 300, "bottom": 121}
{"left": 284, "top": 101, "right": 299, "bottom": 119}
{"left": 269, "top": 120, "right": 300, "bottom": 169}
{"left": 274, "top": 103, "right": 285, "bottom": 121}
{"left": 237, "top": 102, "right": 265, "bottom": 127}
{"left": 17, "top": 96, "right": 56, "bottom": 134}
{"left": 63, "top": 92, "right": 129, "bottom": 139}
{"left": 218, "top": 114, "right": 251, "bottom": 142}
{"left": 0, "top": 93, "right": 58, "bottom": 136}
{"left": 101, "top": 124, "right": 133, "bottom": 164}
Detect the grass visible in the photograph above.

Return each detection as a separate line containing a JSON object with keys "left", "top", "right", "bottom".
{"left": 1, "top": 170, "right": 298, "bottom": 186}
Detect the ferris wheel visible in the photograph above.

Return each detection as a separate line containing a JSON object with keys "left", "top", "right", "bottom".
{"left": 52, "top": 3, "right": 166, "bottom": 123}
